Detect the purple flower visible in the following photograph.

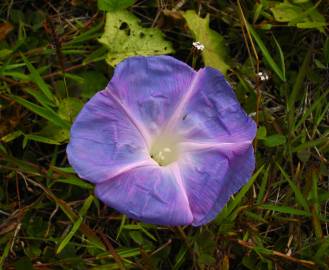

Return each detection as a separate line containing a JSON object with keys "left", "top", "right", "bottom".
{"left": 67, "top": 56, "right": 256, "bottom": 226}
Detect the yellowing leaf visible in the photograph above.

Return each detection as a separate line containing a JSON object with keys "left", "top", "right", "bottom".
{"left": 97, "top": 0, "right": 134, "bottom": 11}
{"left": 0, "top": 22, "right": 14, "bottom": 41}
{"left": 58, "top": 97, "right": 83, "bottom": 122}
{"left": 271, "top": 3, "right": 302, "bottom": 22}
{"left": 99, "top": 10, "right": 174, "bottom": 66}
{"left": 270, "top": 1, "right": 326, "bottom": 32}
{"left": 183, "top": 10, "right": 230, "bottom": 74}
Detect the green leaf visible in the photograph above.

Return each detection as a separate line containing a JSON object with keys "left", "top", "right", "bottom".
{"left": 263, "top": 134, "right": 286, "bottom": 147}
{"left": 242, "top": 255, "right": 257, "bottom": 270}
{"left": 123, "top": 224, "right": 156, "bottom": 241}
{"left": 0, "top": 49, "right": 13, "bottom": 59}
{"left": 256, "top": 126, "right": 267, "bottom": 140}
{"left": 292, "top": 0, "right": 310, "bottom": 3}
{"left": 78, "top": 71, "right": 108, "bottom": 99}
{"left": 38, "top": 123, "right": 70, "bottom": 143}
{"left": 97, "top": 0, "right": 134, "bottom": 11}
{"left": 271, "top": 3, "right": 302, "bottom": 22}
{"left": 198, "top": 254, "right": 216, "bottom": 265}
{"left": 129, "top": 231, "right": 144, "bottom": 245}
{"left": 296, "top": 21, "right": 327, "bottom": 29}
{"left": 183, "top": 10, "right": 230, "bottom": 74}
{"left": 99, "top": 10, "right": 174, "bottom": 66}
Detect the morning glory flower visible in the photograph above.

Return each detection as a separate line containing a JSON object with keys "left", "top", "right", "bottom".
{"left": 67, "top": 56, "right": 256, "bottom": 226}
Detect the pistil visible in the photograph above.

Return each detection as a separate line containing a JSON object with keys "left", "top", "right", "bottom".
{"left": 150, "top": 134, "right": 180, "bottom": 166}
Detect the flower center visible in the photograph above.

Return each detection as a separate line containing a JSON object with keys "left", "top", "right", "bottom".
{"left": 150, "top": 134, "right": 180, "bottom": 166}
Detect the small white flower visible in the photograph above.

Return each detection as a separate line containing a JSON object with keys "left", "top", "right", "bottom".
{"left": 192, "top": 41, "right": 205, "bottom": 51}
{"left": 257, "top": 71, "right": 269, "bottom": 81}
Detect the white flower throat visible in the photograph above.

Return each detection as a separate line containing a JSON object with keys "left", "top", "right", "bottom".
{"left": 150, "top": 134, "right": 180, "bottom": 166}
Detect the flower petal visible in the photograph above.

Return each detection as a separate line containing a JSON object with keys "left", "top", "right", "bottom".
{"left": 172, "top": 67, "right": 256, "bottom": 143}
{"left": 108, "top": 55, "right": 195, "bottom": 137}
{"left": 95, "top": 166, "right": 193, "bottom": 226}
{"left": 178, "top": 144, "right": 255, "bottom": 226}
{"left": 67, "top": 90, "right": 153, "bottom": 184}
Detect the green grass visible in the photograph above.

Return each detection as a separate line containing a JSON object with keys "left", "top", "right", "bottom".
{"left": 1, "top": 1, "right": 328, "bottom": 269}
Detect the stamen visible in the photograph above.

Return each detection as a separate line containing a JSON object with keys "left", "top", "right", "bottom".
{"left": 150, "top": 134, "right": 180, "bottom": 166}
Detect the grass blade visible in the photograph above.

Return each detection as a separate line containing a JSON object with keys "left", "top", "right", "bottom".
{"left": 247, "top": 24, "right": 285, "bottom": 81}
{"left": 294, "top": 88, "right": 329, "bottom": 131}
{"left": 259, "top": 204, "right": 310, "bottom": 216}
{"left": 54, "top": 178, "right": 94, "bottom": 190}
{"left": 292, "top": 137, "right": 328, "bottom": 152}
{"left": 56, "top": 195, "right": 94, "bottom": 254}
{"left": 273, "top": 35, "right": 286, "bottom": 81}
{"left": 288, "top": 48, "right": 312, "bottom": 130}
{"left": 11, "top": 95, "right": 70, "bottom": 129}
{"left": 24, "top": 134, "right": 61, "bottom": 145}
{"left": 216, "top": 166, "right": 264, "bottom": 223}
{"left": 21, "top": 53, "right": 55, "bottom": 103}
{"left": 256, "top": 165, "right": 270, "bottom": 204}
{"left": 276, "top": 163, "right": 310, "bottom": 212}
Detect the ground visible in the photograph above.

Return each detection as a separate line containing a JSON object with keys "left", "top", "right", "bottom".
{"left": 0, "top": 0, "right": 328, "bottom": 269}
